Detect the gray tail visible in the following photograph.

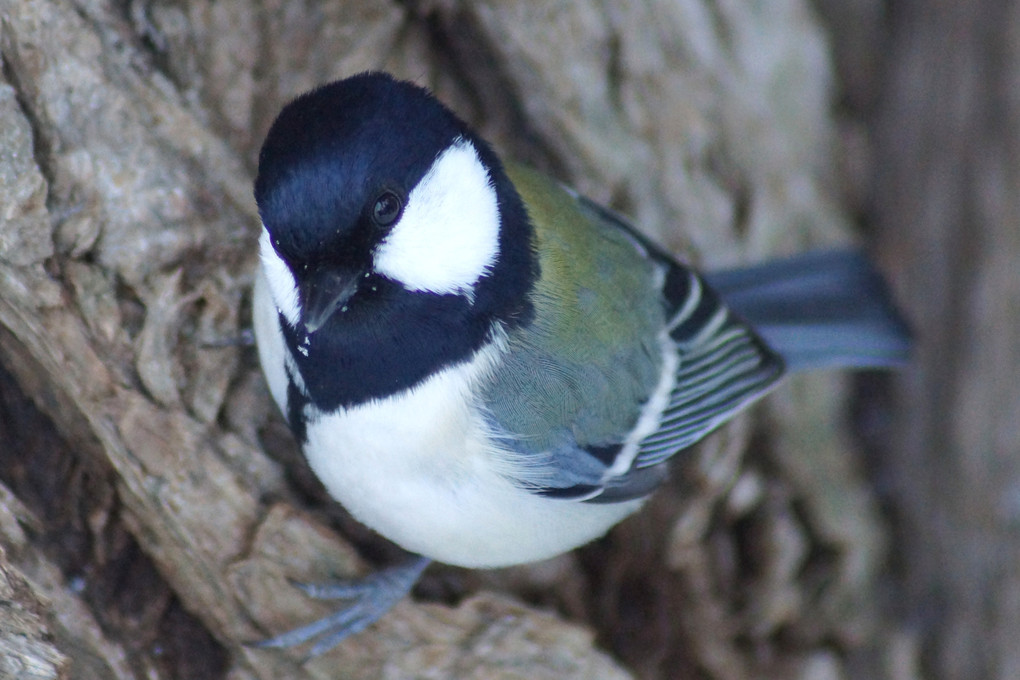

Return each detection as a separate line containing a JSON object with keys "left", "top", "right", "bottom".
{"left": 705, "top": 250, "right": 911, "bottom": 372}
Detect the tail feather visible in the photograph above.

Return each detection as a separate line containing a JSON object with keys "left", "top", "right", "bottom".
{"left": 705, "top": 250, "right": 911, "bottom": 372}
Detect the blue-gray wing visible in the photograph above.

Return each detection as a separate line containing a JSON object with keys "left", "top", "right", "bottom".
{"left": 576, "top": 197, "right": 785, "bottom": 483}
{"left": 626, "top": 266, "right": 784, "bottom": 473}
{"left": 480, "top": 183, "right": 784, "bottom": 504}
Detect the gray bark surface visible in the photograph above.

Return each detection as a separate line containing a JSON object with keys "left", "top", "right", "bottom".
{"left": 1, "top": 1, "right": 1010, "bottom": 679}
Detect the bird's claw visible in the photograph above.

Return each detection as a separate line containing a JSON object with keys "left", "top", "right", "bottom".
{"left": 252, "top": 556, "right": 430, "bottom": 657}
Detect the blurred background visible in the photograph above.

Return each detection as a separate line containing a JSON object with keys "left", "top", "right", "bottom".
{"left": 0, "top": 1, "right": 1016, "bottom": 679}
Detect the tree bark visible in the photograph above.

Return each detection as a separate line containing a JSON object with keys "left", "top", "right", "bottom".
{"left": 860, "top": 1, "right": 1020, "bottom": 678}
{"left": 2, "top": 1, "right": 994, "bottom": 679}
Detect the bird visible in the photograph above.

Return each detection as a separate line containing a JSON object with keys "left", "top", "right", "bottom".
{"left": 250, "top": 71, "right": 909, "bottom": 655}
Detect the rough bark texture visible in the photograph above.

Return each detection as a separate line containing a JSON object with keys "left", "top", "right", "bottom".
{"left": 0, "top": 1, "right": 1009, "bottom": 679}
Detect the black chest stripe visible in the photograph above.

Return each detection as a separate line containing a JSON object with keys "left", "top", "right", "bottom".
{"left": 281, "top": 279, "right": 495, "bottom": 412}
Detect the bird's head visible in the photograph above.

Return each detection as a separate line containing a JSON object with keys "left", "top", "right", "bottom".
{"left": 255, "top": 72, "right": 529, "bottom": 336}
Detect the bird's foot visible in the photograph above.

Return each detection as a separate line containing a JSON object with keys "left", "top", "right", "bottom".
{"left": 252, "top": 555, "right": 430, "bottom": 657}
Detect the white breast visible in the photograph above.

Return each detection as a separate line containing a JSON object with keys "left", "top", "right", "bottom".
{"left": 297, "top": 340, "right": 642, "bottom": 568}
{"left": 255, "top": 272, "right": 642, "bottom": 567}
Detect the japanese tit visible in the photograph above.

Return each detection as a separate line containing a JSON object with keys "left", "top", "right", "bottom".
{"left": 252, "top": 72, "right": 909, "bottom": 653}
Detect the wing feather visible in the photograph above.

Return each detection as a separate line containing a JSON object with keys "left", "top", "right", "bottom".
{"left": 483, "top": 170, "right": 784, "bottom": 504}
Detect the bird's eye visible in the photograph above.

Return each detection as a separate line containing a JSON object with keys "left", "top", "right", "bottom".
{"left": 371, "top": 190, "right": 403, "bottom": 227}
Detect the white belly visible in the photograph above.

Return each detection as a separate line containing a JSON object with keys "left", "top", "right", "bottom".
{"left": 255, "top": 275, "right": 641, "bottom": 568}
{"left": 300, "top": 352, "right": 642, "bottom": 568}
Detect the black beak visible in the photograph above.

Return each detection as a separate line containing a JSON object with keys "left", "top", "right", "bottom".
{"left": 300, "top": 266, "right": 362, "bottom": 334}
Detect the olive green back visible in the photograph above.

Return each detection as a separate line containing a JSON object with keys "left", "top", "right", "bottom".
{"left": 480, "top": 165, "right": 666, "bottom": 461}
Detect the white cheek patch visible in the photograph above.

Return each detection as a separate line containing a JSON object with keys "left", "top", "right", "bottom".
{"left": 373, "top": 139, "right": 501, "bottom": 298}
{"left": 258, "top": 227, "right": 302, "bottom": 327}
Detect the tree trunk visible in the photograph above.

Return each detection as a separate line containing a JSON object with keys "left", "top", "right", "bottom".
{"left": 2, "top": 1, "right": 1006, "bottom": 679}
{"left": 856, "top": 0, "right": 1020, "bottom": 678}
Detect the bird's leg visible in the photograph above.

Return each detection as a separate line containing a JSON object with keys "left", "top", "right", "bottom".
{"left": 253, "top": 555, "right": 431, "bottom": 657}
